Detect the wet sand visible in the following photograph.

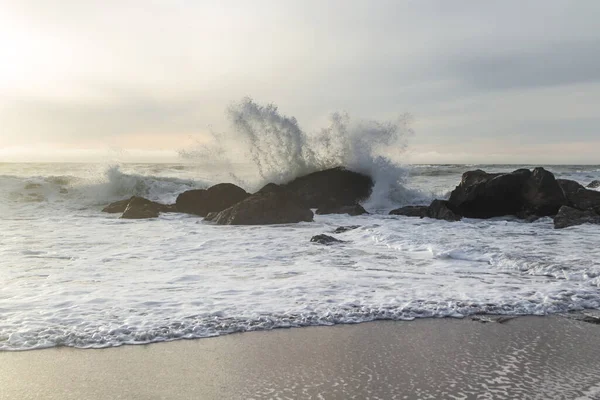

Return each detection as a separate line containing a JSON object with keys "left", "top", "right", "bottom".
{"left": 1, "top": 316, "right": 600, "bottom": 400}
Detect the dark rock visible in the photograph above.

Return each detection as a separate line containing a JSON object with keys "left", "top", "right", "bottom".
{"left": 553, "top": 205, "right": 600, "bottom": 229}
{"left": 204, "top": 191, "right": 313, "bottom": 225}
{"left": 284, "top": 167, "right": 373, "bottom": 209}
{"left": 557, "top": 179, "right": 600, "bottom": 211}
{"left": 176, "top": 183, "right": 250, "bottom": 216}
{"left": 121, "top": 197, "right": 166, "bottom": 219}
{"left": 333, "top": 225, "right": 360, "bottom": 234}
{"left": 587, "top": 180, "right": 600, "bottom": 189}
{"left": 426, "top": 200, "right": 461, "bottom": 221}
{"left": 448, "top": 167, "right": 566, "bottom": 218}
{"left": 389, "top": 206, "right": 428, "bottom": 217}
{"left": 256, "top": 183, "right": 283, "bottom": 194}
{"left": 316, "top": 204, "right": 367, "bottom": 216}
{"left": 103, "top": 197, "right": 133, "bottom": 213}
{"left": 310, "top": 234, "right": 344, "bottom": 245}
{"left": 520, "top": 167, "right": 567, "bottom": 216}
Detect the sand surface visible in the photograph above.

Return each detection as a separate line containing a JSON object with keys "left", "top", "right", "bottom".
{"left": 2, "top": 316, "right": 600, "bottom": 399}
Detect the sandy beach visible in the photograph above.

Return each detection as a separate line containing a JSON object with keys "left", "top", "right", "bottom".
{"left": 1, "top": 316, "right": 600, "bottom": 399}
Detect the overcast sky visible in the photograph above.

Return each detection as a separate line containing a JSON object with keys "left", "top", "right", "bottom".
{"left": 1, "top": 0, "right": 599, "bottom": 163}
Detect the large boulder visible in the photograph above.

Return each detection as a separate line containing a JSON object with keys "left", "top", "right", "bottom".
{"left": 426, "top": 200, "right": 461, "bottom": 221}
{"left": 283, "top": 167, "right": 373, "bottom": 209}
{"left": 121, "top": 196, "right": 173, "bottom": 219}
{"left": 448, "top": 168, "right": 566, "bottom": 218}
{"left": 204, "top": 192, "right": 314, "bottom": 225}
{"left": 389, "top": 205, "right": 428, "bottom": 217}
{"left": 554, "top": 206, "right": 600, "bottom": 229}
{"left": 175, "top": 183, "right": 250, "bottom": 216}
{"left": 103, "top": 198, "right": 133, "bottom": 213}
{"left": 316, "top": 203, "right": 367, "bottom": 216}
{"left": 557, "top": 179, "right": 600, "bottom": 211}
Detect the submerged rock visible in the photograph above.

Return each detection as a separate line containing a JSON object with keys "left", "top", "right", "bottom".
{"left": 557, "top": 179, "right": 600, "bottom": 211}
{"left": 121, "top": 197, "right": 172, "bottom": 219}
{"left": 176, "top": 183, "right": 250, "bottom": 216}
{"left": 316, "top": 203, "right": 367, "bottom": 216}
{"left": 587, "top": 180, "right": 600, "bottom": 189}
{"left": 553, "top": 206, "right": 600, "bottom": 229}
{"left": 448, "top": 167, "right": 566, "bottom": 218}
{"left": 284, "top": 167, "right": 373, "bottom": 209}
{"left": 310, "top": 234, "right": 344, "bottom": 245}
{"left": 333, "top": 225, "right": 360, "bottom": 234}
{"left": 204, "top": 191, "right": 313, "bottom": 225}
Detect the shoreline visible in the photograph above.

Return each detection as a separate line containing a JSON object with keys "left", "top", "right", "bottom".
{"left": 2, "top": 316, "right": 600, "bottom": 399}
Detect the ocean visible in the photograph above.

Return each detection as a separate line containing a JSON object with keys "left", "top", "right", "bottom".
{"left": 1, "top": 162, "right": 599, "bottom": 351}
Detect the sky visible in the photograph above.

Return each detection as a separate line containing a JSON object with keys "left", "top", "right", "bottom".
{"left": 1, "top": 0, "right": 599, "bottom": 164}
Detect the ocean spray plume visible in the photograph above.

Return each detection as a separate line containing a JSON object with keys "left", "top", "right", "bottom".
{"left": 179, "top": 97, "right": 424, "bottom": 207}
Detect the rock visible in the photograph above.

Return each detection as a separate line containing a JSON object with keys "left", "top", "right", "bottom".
{"left": 426, "top": 200, "right": 461, "bottom": 221}
{"left": 333, "top": 225, "right": 360, "bottom": 234}
{"left": 553, "top": 206, "right": 600, "bottom": 229}
{"left": 389, "top": 206, "right": 428, "bottom": 217}
{"left": 448, "top": 167, "right": 566, "bottom": 218}
{"left": 121, "top": 197, "right": 166, "bottom": 219}
{"left": 103, "top": 197, "right": 133, "bottom": 213}
{"left": 204, "top": 192, "right": 314, "bottom": 225}
{"left": 310, "top": 234, "right": 344, "bottom": 245}
{"left": 176, "top": 183, "right": 250, "bottom": 216}
{"left": 256, "top": 183, "right": 283, "bottom": 194}
{"left": 587, "top": 180, "right": 600, "bottom": 189}
{"left": 520, "top": 167, "right": 567, "bottom": 216}
{"left": 284, "top": 167, "right": 373, "bottom": 209}
{"left": 558, "top": 179, "right": 600, "bottom": 210}
{"left": 316, "top": 204, "right": 367, "bottom": 216}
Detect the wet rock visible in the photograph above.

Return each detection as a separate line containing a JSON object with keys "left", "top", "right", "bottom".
{"left": 389, "top": 206, "right": 428, "bottom": 217}
{"left": 176, "top": 183, "right": 250, "bottom": 216}
{"left": 121, "top": 197, "right": 167, "bottom": 219}
{"left": 204, "top": 191, "right": 313, "bottom": 225}
{"left": 316, "top": 204, "right": 367, "bottom": 216}
{"left": 553, "top": 205, "right": 600, "bottom": 229}
{"left": 333, "top": 225, "right": 360, "bottom": 234}
{"left": 587, "top": 180, "right": 600, "bottom": 189}
{"left": 310, "top": 234, "right": 344, "bottom": 245}
{"left": 426, "top": 200, "right": 461, "bottom": 222}
{"left": 448, "top": 167, "right": 566, "bottom": 218}
{"left": 557, "top": 179, "right": 600, "bottom": 210}
{"left": 103, "top": 197, "right": 133, "bottom": 213}
{"left": 256, "top": 183, "right": 284, "bottom": 194}
{"left": 284, "top": 167, "right": 373, "bottom": 209}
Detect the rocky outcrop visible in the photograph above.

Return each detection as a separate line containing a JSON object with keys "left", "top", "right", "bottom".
{"left": 315, "top": 204, "right": 367, "bottom": 216}
{"left": 587, "top": 180, "right": 600, "bottom": 189}
{"left": 256, "top": 183, "right": 284, "bottom": 194}
{"left": 557, "top": 179, "right": 600, "bottom": 211}
{"left": 553, "top": 206, "right": 600, "bottom": 229}
{"left": 426, "top": 200, "right": 461, "bottom": 221}
{"left": 448, "top": 167, "right": 566, "bottom": 218}
{"left": 176, "top": 183, "right": 250, "bottom": 217}
{"left": 310, "top": 234, "right": 344, "bottom": 245}
{"left": 103, "top": 198, "right": 133, "bottom": 213}
{"left": 204, "top": 192, "right": 313, "bottom": 225}
{"left": 284, "top": 167, "right": 373, "bottom": 209}
{"left": 104, "top": 196, "right": 175, "bottom": 217}
{"left": 120, "top": 197, "right": 174, "bottom": 219}
{"left": 389, "top": 206, "right": 428, "bottom": 217}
